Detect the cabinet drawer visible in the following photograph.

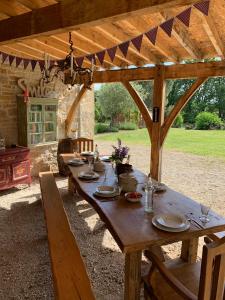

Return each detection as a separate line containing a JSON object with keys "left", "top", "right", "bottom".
{"left": 0, "top": 166, "right": 9, "bottom": 186}
{"left": 0, "top": 152, "right": 29, "bottom": 165}
{"left": 12, "top": 160, "right": 30, "bottom": 181}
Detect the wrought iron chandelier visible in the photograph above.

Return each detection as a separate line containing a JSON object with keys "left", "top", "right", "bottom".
{"left": 42, "top": 32, "right": 94, "bottom": 89}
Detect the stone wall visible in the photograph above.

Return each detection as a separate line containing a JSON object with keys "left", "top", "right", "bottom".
{"left": 0, "top": 62, "right": 94, "bottom": 176}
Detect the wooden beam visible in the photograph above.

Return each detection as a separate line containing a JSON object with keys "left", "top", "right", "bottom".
{"left": 65, "top": 85, "right": 89, "bottom": 136}
{"left": 0, "top": 0, "right": 200, "bottom": 44}
{"left": 93, "top": 60, "right": 225, "bottom": 83}
{"left": 161, "top": 77, "right": 207, "bottom": 144}
{"left": 122, "top": 81, "right": 153, "bottom": 140}
{"left": 150, "top": 65, "right": 166, "bottom": 181}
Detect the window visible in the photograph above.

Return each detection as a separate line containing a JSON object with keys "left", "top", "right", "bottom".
{"left": 27, "top": 100, "right": 58, "bottom": 146}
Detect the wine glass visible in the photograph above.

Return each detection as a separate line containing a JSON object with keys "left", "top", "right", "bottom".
{"left": 199, "top": 204, "right": 210, "bottom": 223}
{"left": 87, "top": 156, "right": 93, "bottom": 172}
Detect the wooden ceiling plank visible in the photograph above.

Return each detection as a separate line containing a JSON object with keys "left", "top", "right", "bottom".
{"left": 18, "top": 40, "right": 61, "bottom": 59}
{"left": 160, "top": 12, "right": 202, "bottom": 59}
{"left": 16, "top": 0, "right": 57, "bottom": 10}
{"left": 0, "top": 0, "right": 30, "bottom": 16}
{"left": 0, "top": 44, "right": 42, "bottom": 60}
{"left": 0, "top": 0, "right": 200, "bottom": 44}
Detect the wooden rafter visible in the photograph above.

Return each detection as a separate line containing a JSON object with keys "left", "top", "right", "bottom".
{"left": 65, "top": 85, "right": 90, "bottom": 136}
{"left": 93, "top": 60, "right": 225, "bottom": 83}
{"left": 122, "top": 81, "right": 153, "bottom": 139}
{"left": 161, "top": 77, "right": 207, "bottom": 144}
{"left": 0, "top": 0, "right": 201, "bottom": 44}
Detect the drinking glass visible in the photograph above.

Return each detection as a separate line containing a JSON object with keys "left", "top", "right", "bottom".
{"left": 144, "top": 175, "right": 154, "bottom": 213}
{"left": 87, "top": 157, "right": 93, "bottom": 172}
{"left": 199, "top": 204, "right": 210, "bottom": 223}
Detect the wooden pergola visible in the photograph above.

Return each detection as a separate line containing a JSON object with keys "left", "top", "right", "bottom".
{"left": 1, "top": 0, "right": 225, "bottom": 181}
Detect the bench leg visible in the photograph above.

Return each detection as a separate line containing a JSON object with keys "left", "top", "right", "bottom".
{"left": 180, "top": 238, "right": 198, "bottom": 263}
{"left": 124, "top": 250, "right": 142, "bottom": 300}
{"left": 68, "top": 176, "right": 75, "bottom": 194}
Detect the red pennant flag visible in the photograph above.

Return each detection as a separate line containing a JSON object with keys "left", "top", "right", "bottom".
{"left": 75, "top": 57, "right": 84, "bottom": 67}
{"left": 96, "top": 51, "right": 105, "bottom": 65}
{"left": 8, "top": 55, "right": 14, "bottom": 66}
{"left": 31, "top": 60, "right": 37, "bottom": 71}
{"left": 145, "top": 27, "right": 158, "bottom": 45}
{"left": 194, "top": 0, "right": 210, "bottom": 16}
{"left": 2, "top": 53, "right": 8, "bottom": 64}
{"left": 107, "top": 46, "right": 117, "bottom": 62}
{"left": 176, "top": 7, "right": 192, "bottom": 27}
{"left": 131, "top": 35, "right": 143, "bottom": 52}
{"left": 23, "top": 59, "right": 30, "bottom": 69}
{"left": 16, "top": 57, "right": 22, "bottom": 68}
{"left": 119, "top": 41, "right": 130, "bottom": 58}
{"left": 86, "top": 54, "right": 96, "bottom": 64}
{"left": 160, "top": 18, "right": 174, "bottom": 37}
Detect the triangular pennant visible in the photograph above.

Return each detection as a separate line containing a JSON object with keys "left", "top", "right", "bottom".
{"left": 75, "top": 56, "right": 84, "bottom": 67}
{"left": 119, "top": 41, "right": 130, "bottom": 58}
{"left": 31, "top": 60, "right": 37, "bottom": 71}
{"left": 23, "top": 59, "right": 30, "bottom": 70}
{"left": 145, "top": 27, "right": 158, "bottom": 45}
{"left": 2, "top": 53, "right": 8, "bottom": 64}
{"left": 160, "top": 18, "right": 174, "bottom": 37}
{"left": 8, "top": 55, "right": 14, "bottom": 66}
{"left": 86, "top": 54, "right": 96, "bottom": 64}
{"left": 107, "top": 46, "right": 117, "bottom": 62}
{"left": 38, "top": 60, "right": 45, "bottom": 71}
{"left": 176, "top": 7, "right": 192, "bottom": 27}
{"left": 16, "top": 57, "right": 22, "bottom": 68}
{"left": 194, "top": 0, "right": 210, "bottom": 16}
{"left": 131, "top": 35, "right": 143, "bottom": 52}
{"left": 96, "top": 50, "right": 105, "bottom": 65}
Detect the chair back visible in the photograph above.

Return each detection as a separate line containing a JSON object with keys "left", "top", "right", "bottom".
{"left": 72, "top": 137, "right": 94, "bottom": 153}
{"left": 199, "top": 236, "right": 225, "bottom": 300}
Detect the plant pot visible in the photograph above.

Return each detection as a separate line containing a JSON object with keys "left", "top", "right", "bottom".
{"left": 115, "top": 163, "right": 133, "bottom": 176}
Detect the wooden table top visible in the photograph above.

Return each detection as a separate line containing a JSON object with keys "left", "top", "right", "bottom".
{"left": 62, "top": 154, "right": 225, "bottom": 253}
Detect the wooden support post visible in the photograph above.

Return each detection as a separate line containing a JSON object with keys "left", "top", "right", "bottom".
{"left": 122, "top": 81, "right": 152, "bottom": 140}
{"left": 124, "top": 251, "right": 142, "bottom": 300}
{"left": 180, "top": 238, "right": 199, "bottom": 263}
{"left": 65, "top": 85, "right": 89, "bottom": 137}
{"left": 150, "top": 65, "right": 166, "bottom": 181}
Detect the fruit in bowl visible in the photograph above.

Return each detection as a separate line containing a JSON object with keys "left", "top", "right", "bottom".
{"left": 125, "top": 192, "right": 142, "bottom": 203}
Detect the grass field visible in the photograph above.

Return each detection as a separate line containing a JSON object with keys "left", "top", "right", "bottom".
{"left": 95, "top": 128, "right": 225, "bottom": 160}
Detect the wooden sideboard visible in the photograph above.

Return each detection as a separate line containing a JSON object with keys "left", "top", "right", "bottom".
{"left": 0, "top": 146, "right": 31, "bottom": 190}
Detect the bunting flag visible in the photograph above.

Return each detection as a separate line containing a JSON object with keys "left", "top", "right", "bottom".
{"left": 75, "top": 56, "right": 84, "bottom": 67}
{"left": 31, "top": 60, "right": 37, "bottom": 71}
{"left": 107, "top": 46, "right": 117, "bottom": 62}
{"left": 96, "top": 50, "right": 105, "bottom": 65}
{"left": 2, "top": 53, "right": 8, "bottom": 64}
{"left": 9, "top": 55, "right": 14, "bottom": 66}
{"left": 194, "top": 0, "right": 210, "bottom": 16}
{"left": 160, "top": 18, "right": 174, "bottom": 37}
{"left": 131, "top": 35, "right": 143, "bottom": 52}
{"left": 23, "top": 59, "right": 30, "bottom": 70}
{"left": 145, "top": 27, "right": 158, "bottom": 45}
{"left": 119, "top": 41, "right": 130, "bottom": 58}
{"left": 16, "top": 57, "right": 22, "bottom": 68}
{"left": 176, "top": 7, "right": 192, "bottom": 27}
{"left": 86, "top": 53, "right": 96, "bottom": 64}
{"left": 38, "top": 60, "right": 45, "bottom": 71}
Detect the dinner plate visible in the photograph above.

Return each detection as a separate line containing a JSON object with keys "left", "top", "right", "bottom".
{"left": 81, "top": 151, "right": 94, "bottom": 156}
{"left": 78, "top": 171, "right": 99, "bottom": 180}
{"left": 152, "top": 216, "right": 190, "bottom": 232}
{"left": 94, "top": 191, "right": 118, "bottom": 198}
{"left": 67, "top": 159, "right": 84, "bottom": 166}
{"left": 96, "top": 185, "right": 116, "bottom": 195}
{"left": 100, "top": 156, "right": 111, "bottom": 162}
{"left": 156, "top": 213, "right": 187, "bottom": 229}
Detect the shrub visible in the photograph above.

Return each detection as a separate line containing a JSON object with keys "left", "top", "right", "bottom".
{"left": 195, "top": 112, "right": 223, "bottom": 130}
{"left": 172, "top": 114, "right": 183, "bottom": 128}
{"left": 108, "top": 126, "right": 119, "bottom": 132}
{"left": 95, "top": 123, "right": 119, "bottom": 134}
{"left": 119, "top": 122, "right": 137, "bottom": 130}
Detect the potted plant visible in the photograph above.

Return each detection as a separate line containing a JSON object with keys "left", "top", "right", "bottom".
{"left": 110, "top": 139, "right": 132, "bottom": 175}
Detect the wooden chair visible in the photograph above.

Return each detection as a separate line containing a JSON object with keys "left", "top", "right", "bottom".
{"left": 143, "top": 237, "right": 225, "bottom": 300}
{"left": 72, "top": 137, "right": 94, "bottom": 153}
{"left": 39, "top": 172, "right": 95, "bottom": 300}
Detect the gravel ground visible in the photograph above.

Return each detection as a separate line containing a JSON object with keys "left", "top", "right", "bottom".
{"left": 0, "top": 141, "right": 225, "bottom": 299}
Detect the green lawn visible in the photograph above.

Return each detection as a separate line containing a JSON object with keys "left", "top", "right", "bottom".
{"left": 95, "top": 128, "right": 225, "bottom": 160}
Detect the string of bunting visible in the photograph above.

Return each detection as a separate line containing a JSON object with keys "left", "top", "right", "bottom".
{"left": 0, "top": 0, "right": 210, "bottom": 70}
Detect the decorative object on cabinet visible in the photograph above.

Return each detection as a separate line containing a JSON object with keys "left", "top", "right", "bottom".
{"left": 17, "top": 96, "right": 58, "bottom": 147}
{"left": 0, "top": 146, "right": 31, "bottom": 190}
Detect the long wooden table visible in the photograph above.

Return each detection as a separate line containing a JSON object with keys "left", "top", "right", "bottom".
{"left": 62, "top": 154, "right": 225, "bottom": 300}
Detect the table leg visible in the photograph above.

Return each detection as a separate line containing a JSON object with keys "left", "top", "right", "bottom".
{"left": 68, "top": 176, "right": 74, "bottom": 194}
{"left": 180, "top": 238, "right": 198, "bottom": 263}
{"left": 124, "top": 250, "right": 142, "bottom": 300}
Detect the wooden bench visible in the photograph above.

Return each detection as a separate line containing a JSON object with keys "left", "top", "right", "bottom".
{"left": 39, "top": 172, "right": 95, "bottom": 300}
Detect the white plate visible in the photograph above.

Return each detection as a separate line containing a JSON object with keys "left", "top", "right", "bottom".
{"left": 94, "top": 191, "right": 118, "bottom": 198}
{"left": 152, "top": 216, "right": 190, "bottom": 232}
{"left": 96, "top": 185, "right": 116, "bottom": 195}
{"left": 100, "top": 156, "right": 111, "bottom": 162}
{"left": 156, "top": 213, "right": 187, "bottom": 229}
{"left": 81, "top": 151, "right": 94, "bottom": 156}
{"left": 78, "top": 171, "right": 99, "bottom": 180}
{"left": 67, "top": 159, "right": 84, "bottom": 166}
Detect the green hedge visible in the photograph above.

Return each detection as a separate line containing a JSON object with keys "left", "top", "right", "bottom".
{"left": 195, "top": 112, "right": 223, "bottom": 130}
{"left": 119, "top": 122, "right": 137, "bottom": 130}
{"left": 172, "top": 114, "right": 183, "bottom": 128}
{"left": 95, "top": 123, "right": 119, "bottom": 134}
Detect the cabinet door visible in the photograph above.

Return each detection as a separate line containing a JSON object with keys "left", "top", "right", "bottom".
{"left": 12, "top": 160, "right": 30, "bottom": 182}
{"left": 0, "top": 166, "right": 9, "bottom": 187}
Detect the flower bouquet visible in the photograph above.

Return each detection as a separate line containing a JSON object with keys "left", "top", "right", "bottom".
{"left": 110, "top": 139, "right": 132, "bottom": 175}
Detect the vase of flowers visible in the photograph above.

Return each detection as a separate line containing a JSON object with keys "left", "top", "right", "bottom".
{"left": 110, "top": 139, "right": 132, "bottom": 176}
